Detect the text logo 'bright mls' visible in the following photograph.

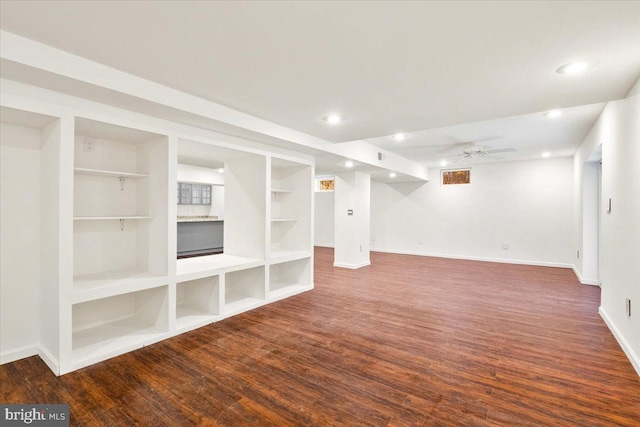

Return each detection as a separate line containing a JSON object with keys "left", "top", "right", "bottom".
{"left": 1, "top": 404, "right": 69, "bottom": 426}
{"left": 4, "top": 407, "right": 46, "bottom": 424}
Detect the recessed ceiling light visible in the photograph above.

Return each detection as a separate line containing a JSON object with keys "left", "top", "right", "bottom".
{"left": 542, "top": 151, "right": 551, "bottom": 158}
{"left": 389, "top": 172, "right": 397, "bottom": 178}
{"left": 556, "top": 59, "right": 594, "bottom": 75}
{"left": 218, "top": 168, "right": 224, "bottom": 173}
{"left": 344, "top": 161, "right": 354, "bottom": 168}
{"left": 324, "top": 114, "right": 343, "bottom": 125}
{"left": 440, "top": 160, "right": 448, "bottom": 167}
{"left": 546, "top": 110, "right": 562, "bottom": 118}
{"left": 392, "top": 133, "right": 407, "bottom": 142}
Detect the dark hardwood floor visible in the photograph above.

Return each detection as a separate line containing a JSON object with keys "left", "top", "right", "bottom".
{"left": 2, "top": 247, "right": 640, "bottom": 426}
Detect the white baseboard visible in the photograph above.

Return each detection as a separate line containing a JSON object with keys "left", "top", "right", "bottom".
{"left": 599, "top": 306, "right": 640, "bottom": 377}
{"left": 38, "top": 345, "right": 60, "bottom": 376}
{"left": 0, "top": 344, "right": 38, "bottom": 365}
{"left": 333, "top": 260, "right": 371, "bottom": 269}
{"left": 572, "top": 265, "right": 600, "bottom": 286}
{"left": 370, "top": 247, "right": 573, "bottom": 269}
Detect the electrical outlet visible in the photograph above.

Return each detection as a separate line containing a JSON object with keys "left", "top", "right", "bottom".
{"left": 577, "top": 250, "right": 580, "bottom": 259}
{"left": 418, "top": 237, "right": 423, "bottom": 244}
{"left": 502, "top": 243, "right": 509, "bottom": 250}
{"left": 626, "top": 298, "right": 631, "bottom": 318}
{"left": 371, "top": 236, "right": 376, "bottom": 242}
{"left": 84, "top": 137, "right": 95, "bottom": 153}
{"left": 359, "top": 244, "right": 363, "bottom": 252}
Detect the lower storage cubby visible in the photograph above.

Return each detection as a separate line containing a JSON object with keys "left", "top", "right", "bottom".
{"left": 268, "top": 257, "right": 312, "bottom": 300}
{"left": 71, "top": 286, "right": 168, "bottom": 368}
{"left": 224, "top": 266, "right": 266, "bottom": 315}
{"left": 176, "top": 276, "right": 220, "bottom": 331}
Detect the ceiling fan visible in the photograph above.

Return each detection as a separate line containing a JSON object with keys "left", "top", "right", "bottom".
{"left": 447, "top": 142, "right": 517, "bottom": 161}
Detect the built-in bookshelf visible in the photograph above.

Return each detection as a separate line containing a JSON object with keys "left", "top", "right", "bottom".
{"left": 270, "top": 157, "right": 313, "bottom": 261}
{"left": 73, "top": 118, "right": 169, "bottom": 298}
{"left": 1, "top": 109, "right": 314, "bottom": 376}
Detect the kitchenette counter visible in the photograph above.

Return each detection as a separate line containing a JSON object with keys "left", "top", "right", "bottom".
{"left": 177, "top": 219, "right": 224, "bottom": 257}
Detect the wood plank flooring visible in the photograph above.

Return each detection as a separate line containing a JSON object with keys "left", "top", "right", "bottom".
{"left": 2, "top": 247, "right": 640, "bottom": 426}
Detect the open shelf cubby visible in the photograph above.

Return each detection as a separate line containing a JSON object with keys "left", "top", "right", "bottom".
{"left": 177, "top": 139, "right": 266, "bottom": 262}
{"left": 0, "top": 107, "right": 62, "bottom": 366}
{"left": 71, "top": 286, "right": 168, "bottom": 367}
{"left": 176, "top": 276, "right": 220, "bottom": 331}
{"left": 270, "top": 157, "right": 312, "bottom": 260}
{"left": 268, "top": 257, "right": 312, "bottom": 300}
{"left": 224, "top": 266, "right": 266, "bottom": 316}
{"left": 73, "top": 118, "right": 169, "bottom": 289}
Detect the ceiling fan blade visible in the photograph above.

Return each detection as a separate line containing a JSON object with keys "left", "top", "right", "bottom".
{"left": 486, "top": 148, "right": 517, "bottom": 154}
{"left": 450, "top": 153, "right": 472, "bottom": 163}
{"left": 472, "top": 136, "right": 503, "bottom": 143}
{"left": 437, "top": 142, "right": 474, "bottom": 156}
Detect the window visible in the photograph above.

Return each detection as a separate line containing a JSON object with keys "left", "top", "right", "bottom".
{"left": 314, "top": 176, "right": 335, "bottom": 192}
{"left": 442, "top": 169, "right": 471, "bottom": 185}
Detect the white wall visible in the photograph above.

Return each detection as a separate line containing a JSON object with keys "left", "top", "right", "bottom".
{"left": 314, "top": 191, "right": 334, "bottom": 247}
{"left": 176, "top": 164, "right": 225, "bottom": 218}
{"left": 0, "top": 123, "right": 41, "bottom": 362}
{"left": 370, "top": 158, "right": 574, "bottom": 266}
{"left": 575, "top": 78, "right": 640, "bottom": 375}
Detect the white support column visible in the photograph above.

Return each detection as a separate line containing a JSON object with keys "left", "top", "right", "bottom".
{"left": 334, "top": 171, "right": 371, "bottom": 269}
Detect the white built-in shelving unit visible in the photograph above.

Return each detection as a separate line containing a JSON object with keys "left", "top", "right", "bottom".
{"left": 73, "top": 118, "right": 169, "bottom": 297}
{"left": 269, "top": 157, "right": 313, "bottom": 261}
{"left": 0, "top": 106, "right": 314, "bottom": 375}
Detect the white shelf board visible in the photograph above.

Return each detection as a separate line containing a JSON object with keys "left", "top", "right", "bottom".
{"left": 72, "top": 316, "right": 165, "bottom": 365}
{"left": 176, "top": 254, "right": 263, "bottom": 281}
{"left": 269, "top": 250, "right": 311, "bottom": 264}
{"left": 271, "top": 218, "right": 297, "bottom": 222}
{"left": 74, "top": 216, "right": 152, "bottom": 220}
{"left": 269, "top": 282, "right": 312, "bottom": 301}
{"left": 176, "top": 305, "right": 218, "bottom": 332}
{"left": 73, "top": 269, "right": 167, "bottom": 303}
{"left": 271, "top": 188, "right": 292, "bottom": 193}
{"left": 74, "top": 167, "right": 147, "bottom": 179}
{"left": 224, "top": 293, "right": 264, "bottom": 317}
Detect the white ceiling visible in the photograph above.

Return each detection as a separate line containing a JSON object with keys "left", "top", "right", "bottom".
{"left": 365, "top": 102, "right": 607, "bottom": 167}
{"left": 1, "top": 1, "right": 639, "bottom": 172}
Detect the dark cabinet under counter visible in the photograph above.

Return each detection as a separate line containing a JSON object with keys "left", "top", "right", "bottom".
{"left": 177, "top": 220, "right": 223, "bottom": 257}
